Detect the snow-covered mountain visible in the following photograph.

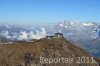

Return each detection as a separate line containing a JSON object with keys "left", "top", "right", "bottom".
{"left": 56, "top": 20, "right": 99, "bottom": 40}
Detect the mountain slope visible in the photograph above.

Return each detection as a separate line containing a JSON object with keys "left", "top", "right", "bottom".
{"left": 0, "top": 37, "right": 99, "bottom": 66}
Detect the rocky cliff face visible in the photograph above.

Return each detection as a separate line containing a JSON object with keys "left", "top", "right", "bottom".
{"left": 0, "top": 37, "right": 99, "bottom": 66}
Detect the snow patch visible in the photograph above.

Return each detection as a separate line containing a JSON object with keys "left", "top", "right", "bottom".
{"left": 82, "top": 23, "right": 94, "bottom": 26}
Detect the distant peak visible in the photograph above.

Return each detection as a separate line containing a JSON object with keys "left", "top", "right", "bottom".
{"left": 82, "top": 22, "right": 94, "bottom": 26}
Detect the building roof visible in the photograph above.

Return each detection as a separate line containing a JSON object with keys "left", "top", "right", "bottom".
{"left": 55, "top": 33, "right": 63, "bottom": 35}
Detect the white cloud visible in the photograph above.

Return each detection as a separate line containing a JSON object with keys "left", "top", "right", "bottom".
{"left": 28, "top": 27, "right": 46, "bottom": 39}
{"left": 3, "top": 27, "right": 47, "bottom": 40}
{"left": 1, "top": 31, "right": 8, "bottom": 37}
{"left": 18, "top": 31, "right": 28, "bottom": 40}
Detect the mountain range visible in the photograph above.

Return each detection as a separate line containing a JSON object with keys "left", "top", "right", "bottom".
{"left": 0, "top": 20, "right": 100, "bottom": 57}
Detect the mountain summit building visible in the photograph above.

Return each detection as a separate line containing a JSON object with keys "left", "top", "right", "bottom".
{"left": 46, "top": 33, "right": 63, "bottom": 39}
{"left": 54, "top": 33, "right": 63, "bottom": 38}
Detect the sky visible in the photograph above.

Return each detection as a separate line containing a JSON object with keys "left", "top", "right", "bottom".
{"left": 0, "top": 0, "right": 100, "bottom": 25}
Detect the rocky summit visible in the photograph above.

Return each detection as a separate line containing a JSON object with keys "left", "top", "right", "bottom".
{"left": 0, "top": 35, "right": 100, "bottom": 66}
